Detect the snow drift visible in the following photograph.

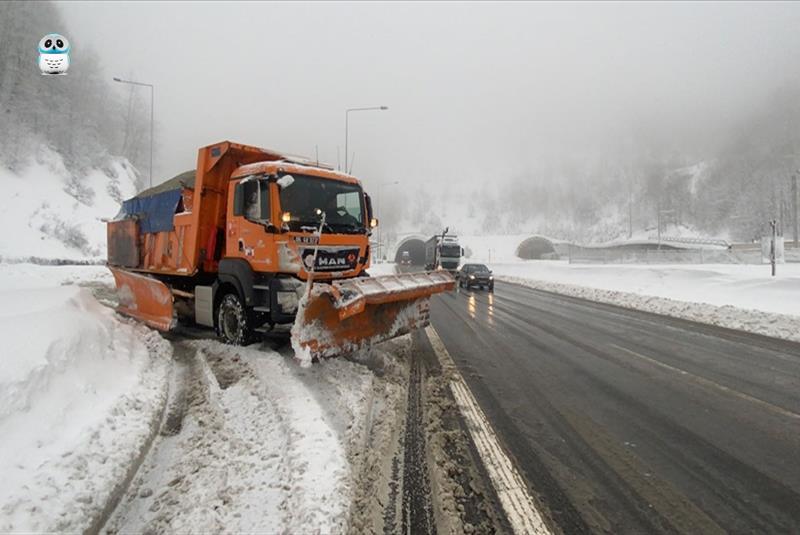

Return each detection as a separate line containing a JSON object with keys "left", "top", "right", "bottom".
{"left": 0, "top": 264, "right": 171, "bottom": 532}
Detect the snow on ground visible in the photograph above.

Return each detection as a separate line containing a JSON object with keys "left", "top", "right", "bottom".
{"left": 0, "top": 263, "right": 171, "bottom": 533}
{"left": 105, "top": 339, "right": 382, "bottom": 534}
{"left": 459, "top": 234, "right": 544, "bottom": 263}
{"left": 0, "top": 147, "right": 138, "bottom": 262}
{"left": 0, "top": 262, "right": 403, "bottom": 533}
{"left": 489, "top": 260, "right": 800, "bottom": 343}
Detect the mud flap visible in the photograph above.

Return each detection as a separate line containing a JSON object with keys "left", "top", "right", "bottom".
{"left": 291, "top": 271, "right": 455, "bottom": 360}
{"left": 109, "top": 267, "right": 175, "bottom": 331}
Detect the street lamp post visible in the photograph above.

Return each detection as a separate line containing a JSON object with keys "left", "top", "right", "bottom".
{"left": 376, "top": 180, "right": 399, "bottom": 261}
{"left": 793, "top": 172, "right": 798, "bottom": 248}
{"left": 113, "top": 77, "right": 154, "bottom": 188}
{"left": 344, "top": 106, "right": 388, "bottom": 173}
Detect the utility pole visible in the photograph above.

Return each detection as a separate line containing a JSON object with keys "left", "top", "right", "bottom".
{"left": 793, "top": 173, "right": 798, "bottom": 248}
{"left": 376, "top": 180, "right": 399, "bottom": 261}
{"left": 344, "top": 106, "right": 388, "bottom": 174}
{"left": 436, "top": 227, "right": 448, "bottom": 269}
{"left": 628, "top": 180, "right": 633, "bottom": 239}
{"left": 657, "top": 203, "right": 662, "bottom": 249}
{"left": 113, "top": 77, "right": 154, "bottom": 188}
{"left": 770, "top": 219, "right": 778, "bottom": 277}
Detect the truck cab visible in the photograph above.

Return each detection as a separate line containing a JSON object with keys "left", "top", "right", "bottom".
{"left": 438, "top": 236, "right": 462, "bottom": 272}
{"left": 226, "top": 162, "right": 374, "bottom": 280}
{"left": 220, "top": 161, "right": 376, "bottom": 328}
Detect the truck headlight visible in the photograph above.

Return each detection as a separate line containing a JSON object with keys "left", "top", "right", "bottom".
{"left": 276, "top": 291, "right": 299, "bottom": 314}
{"left": 469, "top": 275, "right": 475, "bottom": 280}
{"left": 489, "top": 276, "right": 493, "bottom": 280}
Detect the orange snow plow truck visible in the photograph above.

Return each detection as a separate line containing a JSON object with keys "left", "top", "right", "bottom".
{"left": 107, "top": 141, "right": 453, "bottom": 359}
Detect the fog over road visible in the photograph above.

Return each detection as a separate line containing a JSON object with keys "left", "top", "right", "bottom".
{"left": 429, "top": 281, "right": 800, "bottom": 533}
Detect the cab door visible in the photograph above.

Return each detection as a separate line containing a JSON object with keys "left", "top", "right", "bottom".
{"left": 226, "top": 177, "right": 277, "bottom": 272}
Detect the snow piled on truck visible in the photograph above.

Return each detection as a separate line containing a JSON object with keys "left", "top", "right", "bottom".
{"left": 0, "top": 146, "right": 138, "bottom": 262}
{"left": 0, "top": 263, "right": 171, "bottom": 532}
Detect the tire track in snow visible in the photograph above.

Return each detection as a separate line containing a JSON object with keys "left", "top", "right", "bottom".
{"left": 401, "top": 348, "right": 435, "bottom": 535}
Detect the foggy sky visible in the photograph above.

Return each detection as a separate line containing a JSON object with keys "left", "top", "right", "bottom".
{"left": 59, "top": 1, "right": 800, "bottom": 192}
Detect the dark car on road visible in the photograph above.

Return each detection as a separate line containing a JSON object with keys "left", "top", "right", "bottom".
{"left": 457, "top": 263, "right": 494, "bottom": 291}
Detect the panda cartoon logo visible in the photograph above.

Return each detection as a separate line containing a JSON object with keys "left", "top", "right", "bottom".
{"left": 38, "top": 34, "right": 70, "bottom": 75}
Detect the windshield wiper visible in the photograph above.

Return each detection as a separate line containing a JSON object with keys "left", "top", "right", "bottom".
{"left": 329, "top": 223, "right": 365, "bottom": 234}
{"left": 297, "top": 220, "right": 336, "bottom": 233}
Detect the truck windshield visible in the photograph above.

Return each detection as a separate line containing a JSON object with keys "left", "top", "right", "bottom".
{"left": 279, "top": 175, "right": 365, "bottom": 233}
{"left": 441, "top": 244, "right": 461, "bottom": 257}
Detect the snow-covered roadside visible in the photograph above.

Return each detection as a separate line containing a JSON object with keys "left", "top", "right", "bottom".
{"left": 489, "top": 261, "right": 800, "bottom": 343}
{"left": 106, "top": 339, "right": 384, "bottom": 534}
{"left": 0, "top": 263, "right": 171, "bottom": 533}
{"left": 0, "top": 147, "right": 138, "bottom": 263}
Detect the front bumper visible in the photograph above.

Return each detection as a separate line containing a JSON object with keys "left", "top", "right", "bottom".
{"left": 270, "top": 277, "right": 304, "bottom": 324}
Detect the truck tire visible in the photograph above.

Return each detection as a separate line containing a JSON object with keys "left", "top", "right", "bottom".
{"left": 217, "top": 293, "right": 254, "bottom": 345}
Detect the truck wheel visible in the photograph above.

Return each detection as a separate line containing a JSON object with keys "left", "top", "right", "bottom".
{"left": 217, "top": 293, "right": 253, "bottom": 345}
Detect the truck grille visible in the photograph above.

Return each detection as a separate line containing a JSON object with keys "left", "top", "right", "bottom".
{"left": 301, "top": 247, "right": 360, "bottom": 271}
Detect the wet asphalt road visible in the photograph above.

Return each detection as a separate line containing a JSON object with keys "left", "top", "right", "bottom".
{"left": 428, "top": 279, "right": 800, "bottom": 534}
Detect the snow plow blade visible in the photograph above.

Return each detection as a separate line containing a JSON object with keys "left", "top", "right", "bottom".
{"left": 108, "top": 267, "right": 175, "bottom": 331}
{"left": 292, "top": 271, "right": 455, "bottom": 360}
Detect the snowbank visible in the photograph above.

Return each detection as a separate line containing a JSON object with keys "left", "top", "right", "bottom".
{"left": 0, "top": 146, "right": 137, "bottom": 262}
{"left": 0, "top": 264, "right": 171, "bottom": 532}
{"left": 490, "top": 260, "right": 800, "bottom": 342}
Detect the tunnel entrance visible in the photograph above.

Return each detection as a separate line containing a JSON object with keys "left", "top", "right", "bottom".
{"left": 395, "top": 238, "right": 426, "bottom": 265}
{"left": 516, "top": 236, "right": 557, "bottom": 260}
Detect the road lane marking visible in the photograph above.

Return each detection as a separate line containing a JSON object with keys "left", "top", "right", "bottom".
{"left": 425, "top": 325, "right": 552, "bottom": 535}
{"left": 611, "top": 344, "right": 800, "bottom": 421}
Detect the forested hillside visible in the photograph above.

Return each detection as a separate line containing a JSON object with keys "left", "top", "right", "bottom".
{"left": 0, "top": 1, "right": 150, "bottom": 184}
{"left": 0, "top": 1, "right": 147, "bottom": 260}
{"left": 387, "top": 83, "right": 800, "bottom": 244}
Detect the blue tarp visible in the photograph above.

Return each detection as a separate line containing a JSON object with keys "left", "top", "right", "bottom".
{"left": 119, "top": 189, "right": 182, "bottom": 234}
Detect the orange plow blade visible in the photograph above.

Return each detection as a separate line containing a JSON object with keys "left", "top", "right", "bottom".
{"left": 108, "top": 267, "right": 175, "bottom": 331}
{"left": 291, "top": 271, "right": 455, "bottom": 360}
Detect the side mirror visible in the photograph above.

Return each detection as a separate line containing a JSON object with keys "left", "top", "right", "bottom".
{"left": 277, "top": 174, "right": 295, "bottom": 189}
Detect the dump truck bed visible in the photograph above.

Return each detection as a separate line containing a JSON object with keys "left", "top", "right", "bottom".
{"left": 108, "top": 142, "right": 288, "bottom": 277}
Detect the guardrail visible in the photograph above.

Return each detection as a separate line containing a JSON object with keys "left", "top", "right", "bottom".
{"left": 568, "top": 247, "right": 759, "bottom": 264}
{"left": 647, "top": 235, "right": 731, "bottom": 248}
